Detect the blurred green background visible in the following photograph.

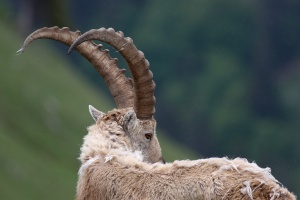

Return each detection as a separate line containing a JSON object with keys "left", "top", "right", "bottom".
{"left": 1, "top": 0, "right": 300, "bottom": 199}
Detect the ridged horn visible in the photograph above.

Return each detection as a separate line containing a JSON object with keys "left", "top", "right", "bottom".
{"left": 17, "top": 26, "right": 134, "bottom": 109}
{"left": 68, "top": 28, "right": 156, "bottom": 120}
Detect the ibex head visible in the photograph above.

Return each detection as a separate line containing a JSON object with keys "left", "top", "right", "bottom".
{"left": 18, "top": 27, "right": 163, "bottom": 163}
{"left": 81, "top": 106, "right": 163, "bottom": 165}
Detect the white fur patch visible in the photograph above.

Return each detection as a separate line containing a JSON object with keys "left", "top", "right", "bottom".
{"left": 104, "top": 154, "right": 115, "bottom": 163}
{"left": 121, "top": 150, "right": 144, "bottom": 161}
{"left": 241, "top": 181, "right": 254, "bottom": 200}
{"left": 133, "top": 151, "right": 144, "bottom": 161}
{"left": 79, "top": 156, "right": 100, "bottom": 175}
{"left": 270, "top": 188, "right": 281, "bottom": 200}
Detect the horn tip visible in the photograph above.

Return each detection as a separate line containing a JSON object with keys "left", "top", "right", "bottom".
{"left": 67, "top": 46, "right": 74, "bottom": 55}
{"left": 15, "top": 47, "right": 25, "bottom": 55}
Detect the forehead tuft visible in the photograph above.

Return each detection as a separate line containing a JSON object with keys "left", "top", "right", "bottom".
{"left": 140, "top": 118, "right": 156, "bottom": 128}
{"left": 99, "top": 108, "right": 133, "bottom": 125}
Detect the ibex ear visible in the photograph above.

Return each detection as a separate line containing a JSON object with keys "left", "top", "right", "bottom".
{"left": 89, "top": 105, "right": 104, "bottom": 122}
{"left": 122, "top": 110, "right": 137, "bottom": 133}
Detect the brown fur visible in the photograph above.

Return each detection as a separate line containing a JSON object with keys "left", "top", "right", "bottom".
{"left": 77, "top": 109, "right": 296, "bottom": 200}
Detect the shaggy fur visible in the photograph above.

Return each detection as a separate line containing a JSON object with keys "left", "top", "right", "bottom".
{"left": 77, "top": 109, "right": 296, "bottom": 200}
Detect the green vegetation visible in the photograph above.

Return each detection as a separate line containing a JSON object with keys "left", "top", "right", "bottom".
{"left": 0, "top": 20, "right": 196, "bottom": 199}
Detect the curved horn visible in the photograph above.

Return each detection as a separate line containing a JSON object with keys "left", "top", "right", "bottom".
{"left": 17, "top": 26, "right": 134, "bottom": 109}
{"left": 68, "top": 28, "right": 156, "bottom": 120}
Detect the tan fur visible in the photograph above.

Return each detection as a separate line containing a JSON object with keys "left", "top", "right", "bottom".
{"left": 77, "top": 109, "right": 296, "bottom": 200}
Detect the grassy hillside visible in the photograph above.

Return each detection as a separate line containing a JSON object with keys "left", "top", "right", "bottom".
{"left": 0, "top": 21, "right": 197, "bottom": 199}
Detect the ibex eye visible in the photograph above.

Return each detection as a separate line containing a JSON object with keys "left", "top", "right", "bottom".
{"left": 145, "top": 133, "right": 153, "bottom": 141}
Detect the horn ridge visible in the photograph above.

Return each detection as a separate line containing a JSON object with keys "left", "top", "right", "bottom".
{"left": 18, "top": 26, "right": 134, "bottom": 109}
{"left": 68, "top": 28, "right": 156, "bottom": 119}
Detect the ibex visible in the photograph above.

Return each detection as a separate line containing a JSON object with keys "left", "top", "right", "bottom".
{"left": 19, "top": 27, "right": 296, "bottom": 200}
